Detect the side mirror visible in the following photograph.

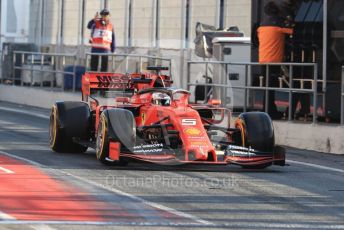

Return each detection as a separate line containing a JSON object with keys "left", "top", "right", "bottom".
{"left": 208, "top": 99, "right": 221, "bottom": 106}
{"left": 115, "top": 97, "right": 130, "bottom": 104}
{"left": 90, "top": 101, "right": 98, "bottom": 110}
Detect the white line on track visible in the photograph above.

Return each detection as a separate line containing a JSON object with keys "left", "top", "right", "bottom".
{"left": 0, "top": 220, "right": 342, "bottom": 229}
{"left": 287, "top": 160, "right": 344, "bottom": 174}
{"left": 0, "top": 166, "right": 14, "bottom": 174}
{"left": 0, "top": 106, "right": 49, "bottom": 120}
{"left": 30, "top": 225, "right": 58, "bottom": 230}
{"left": 0, "top": 211, "right": 16, "bottom": 220}
{"left": 0, "top": 150, "right": 213, "bottom": 226}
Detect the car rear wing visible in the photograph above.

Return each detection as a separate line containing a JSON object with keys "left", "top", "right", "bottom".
{"left": 82, "top": 70, "right": 174, "bottom": 101}
{"left": 82, "top": 72, "right": 133, "bottom": 97}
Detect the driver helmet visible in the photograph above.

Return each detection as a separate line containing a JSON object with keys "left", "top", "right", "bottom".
{"left": 100, "top": 9, "right": 110, "bottom": 16}
{"left": 152, "top": 92, "right": 171, "bottom": 106}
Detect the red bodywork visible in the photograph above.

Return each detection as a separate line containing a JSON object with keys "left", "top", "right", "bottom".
{"left": 81, "top": 70, "right": 285, "bottom": 166}
{"left": 132, "top": 91, "right": 217, "bottom": 162}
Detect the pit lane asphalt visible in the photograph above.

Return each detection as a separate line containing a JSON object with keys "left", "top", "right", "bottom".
{"left": 0, "top": 101, "right": 343, "bottom": 230}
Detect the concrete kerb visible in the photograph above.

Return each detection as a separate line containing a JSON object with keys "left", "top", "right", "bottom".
{"left": 0, "top": 85, "right": 343, "bottom": 155}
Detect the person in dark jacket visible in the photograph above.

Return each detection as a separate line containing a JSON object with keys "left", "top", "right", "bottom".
{"left": 258, "top": 1, "right": 293, "bottom": 119}
{"left": 87, "top": 9, "right": 115, "bottom": 72}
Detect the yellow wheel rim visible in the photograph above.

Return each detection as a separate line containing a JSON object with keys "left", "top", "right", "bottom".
{"left": 96, "top": 114, "right": 107, "bottom": 159}
{"left": 235, "top": 119, "right": 246, "bottom": 147}
{"left": 49, "top": 106, "right": 58, "bottom": 148}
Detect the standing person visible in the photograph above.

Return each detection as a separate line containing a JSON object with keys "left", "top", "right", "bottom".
{"left": 87, "top": 9, "right": 115, "bottom": 72}
{"left": 257, "top": 1, "right": 293, "bottom": 119}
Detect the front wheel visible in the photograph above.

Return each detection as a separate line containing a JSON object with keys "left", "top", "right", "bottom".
{"left": 234, "top": 112, "right": 274, "bottom": 152}
{"left": 234, "top": 112, "right": 275, "bottom": 169}
{"left": 96, "top": 109, "right": 136, "bottom": 166}
{"left": 96, "top": 113, "right": 128, "bottom": 165}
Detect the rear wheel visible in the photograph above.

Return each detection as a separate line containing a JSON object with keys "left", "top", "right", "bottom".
{"left": 234, "top": 112, "right": 274, "bottom": 169}
{"left": 49, "top": 102, "right": 90, "bottom": 153}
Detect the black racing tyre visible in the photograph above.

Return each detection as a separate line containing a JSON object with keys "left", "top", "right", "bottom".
{"left": 49, "top": 101, "right": 90, "bottom": 153}
{"left": 234, "top": 112, "right": 274, "bottom": 169}
{"left": 96, "top": 109, "right": 136, "bottom": 165}
{"left": 235, "top": 112, "right": 274, "bottom": 152}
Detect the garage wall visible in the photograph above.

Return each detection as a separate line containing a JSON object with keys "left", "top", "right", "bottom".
{"left": 62, "top": 1, "right": 81, "bottom": 46}
{"left": 107, "top": 0, "right": 127, "bottom": 48}
{"left": 28, "top": 0, "right": 251, "bottom": 49}
{"left": 131, "top": 0, "right": 155, "bottom": 47}
{"left": 42, "top": 0, "right": 59, "bottom": 45}
{"left": 159, "top": 0, "right": 184, "bottom": 49}
{"left": 225, "top": 0, "right": 251, "bottom": 36}
{"left": 28, "top": 0, "right": 41, "bottom": 45}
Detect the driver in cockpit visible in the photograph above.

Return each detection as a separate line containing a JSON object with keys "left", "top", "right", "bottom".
{"left": 151, "top": 92, "right": 171, "bottom": 106}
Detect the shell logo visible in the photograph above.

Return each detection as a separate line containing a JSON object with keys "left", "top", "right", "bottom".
{"left": 184, "top": 127, "right": 202, "bottom": 136}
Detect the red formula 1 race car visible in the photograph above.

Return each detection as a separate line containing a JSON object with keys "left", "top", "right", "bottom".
{"left": 49, "top": 66, "right": 285, "bottom": 168}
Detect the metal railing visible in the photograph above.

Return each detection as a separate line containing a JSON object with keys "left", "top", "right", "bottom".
{"left": 9, "top": 52, "right": 173, "bottom": 92}
{"left": 12, "top": 51, "right": 78, "bottom": 91}
{"left": 187, "top": 61, "right": 319, "bottom": 124}
{"left": 341, "top": 66, "right": 344, "bottom": 125}
{"left": 0, "top": 51, "right": 2, "bottom": 83}
{"left": 85, "top": 53, "right": 173, "bottom": 77}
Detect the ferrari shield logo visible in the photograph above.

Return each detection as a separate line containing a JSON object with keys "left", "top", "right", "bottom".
{"left": 141, "top": 113, "right": 146, "bottom": 124}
